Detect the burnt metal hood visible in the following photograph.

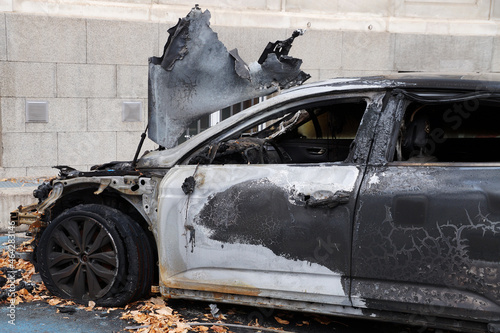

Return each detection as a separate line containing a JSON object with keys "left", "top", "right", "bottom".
{"left": 148, "top": 5, "right": 310, "bottom": 148}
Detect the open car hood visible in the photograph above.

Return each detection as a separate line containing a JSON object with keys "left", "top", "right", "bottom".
{"left": 148, "top": 5, "right": 310, "bottom": 148}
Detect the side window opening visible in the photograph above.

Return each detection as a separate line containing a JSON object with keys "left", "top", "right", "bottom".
{"left": 394, "top": 99, "right": 500, "bottom": 163}
{"left": 188, "top": 100, "right": 367, "bottom": 165}
{"left": 178, "top": 98, "right": 261, "bottom": 144}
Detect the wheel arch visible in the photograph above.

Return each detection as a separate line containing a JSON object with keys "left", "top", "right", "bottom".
{"left": 45, "top": 183, "right": 159, "bottom": 284}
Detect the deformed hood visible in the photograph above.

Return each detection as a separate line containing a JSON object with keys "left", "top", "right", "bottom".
{"left": 148, "top": 5, "right": 310, "bottom": 148}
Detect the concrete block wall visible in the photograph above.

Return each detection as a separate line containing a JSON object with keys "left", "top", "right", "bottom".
{"left": 286, "top": 29, "right": 498, "bottom": 80}
{"left": 0, "top": 13, "right": 157, "bottom": 178}
{"left": 0, "top": 1, "right": 500, "bottom": 179}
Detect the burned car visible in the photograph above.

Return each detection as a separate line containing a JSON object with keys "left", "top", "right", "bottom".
{"left": 10, "top": 6, "right": 500, "bottom": 333}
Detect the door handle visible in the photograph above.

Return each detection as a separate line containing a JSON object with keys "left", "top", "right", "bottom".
{"left": 306, "top": 190, "right": 350, "bottom": 208}
{"left": 307, "top": 147, "right": 326, "bottom": 155}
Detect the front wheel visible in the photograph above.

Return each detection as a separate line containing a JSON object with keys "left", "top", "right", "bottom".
{"left": 37, "top": 204, "right": 153, "bottom": 306}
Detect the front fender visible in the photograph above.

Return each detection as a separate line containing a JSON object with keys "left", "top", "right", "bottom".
{"left": 11, "top": 175, "right": 159, "bottom": 230}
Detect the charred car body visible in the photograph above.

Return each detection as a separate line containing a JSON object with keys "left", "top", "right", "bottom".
{"left": 11, "top": 6, "right": 500, "bottom": 333}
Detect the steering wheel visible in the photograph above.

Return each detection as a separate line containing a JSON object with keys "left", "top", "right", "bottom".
{"left": 263, "top": 139, "right": 291, "bottom": 164}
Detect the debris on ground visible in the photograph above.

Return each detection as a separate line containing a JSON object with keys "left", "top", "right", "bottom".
{"left": 0, "top": 237, "right": 46, "bottom": 305}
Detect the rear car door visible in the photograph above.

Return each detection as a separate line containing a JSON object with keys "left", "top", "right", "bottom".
{"left": 157, "top": 92, "right": 384, "bottom": 310}
{"left": 352, "top": 90, "right": 500, "bottom": 324}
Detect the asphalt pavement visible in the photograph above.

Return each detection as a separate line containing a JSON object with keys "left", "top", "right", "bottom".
{"left": 0, "top": 297, "right": 444, "bottom": 333}
{"left": 0, "top": 301, "right": 128, "bottom": 333}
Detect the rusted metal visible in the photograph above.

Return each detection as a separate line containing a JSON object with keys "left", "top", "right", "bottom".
{"left": 94, "top": 178, "right": 112, "bottom": 195}
{"left": 10, "top": 204, "right": 40, "bottom": 226}
{"left": 162, "top": 279, "right": 260, "bottom": 298}
{"left": 10, "top": 181, "right": 64, "bottom": 226}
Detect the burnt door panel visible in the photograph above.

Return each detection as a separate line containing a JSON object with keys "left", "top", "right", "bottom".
{"left": 158, "top": 164, "right": 362, "bottom": 307}
{"left": 155, "top": 92, "right": 384, "bottom": 309}
{"left": 352, "top": 165, "right": 500, "bottom": 322}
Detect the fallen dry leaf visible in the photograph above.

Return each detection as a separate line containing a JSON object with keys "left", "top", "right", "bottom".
{"left": 149, "top": 296, "right": 165, "bottom": 306}
{"left": 0, "top": 238, "right": 51, "bottom": 306}
{"left": 48, "top": 299, "right": 62, "bottom": 306}
{"left": 274, "top": 316, "right": 290, "bottom": 325}
{"left": 313, "top": 316, "right": 332, "bottom": 325}
{"left": 210, "top": 325, "right": 227, "bottom": 333}
{"left": 296, "top": 320, "right": 309, "bottom": 327}
{"left": 248, "top": 318, "right": 261, "bottom": 327}
{"left": 172, "top": 321, "right": 191, "bottom": 333}
{"left": 156, "top": 307, "right": 173, "bottom": 316}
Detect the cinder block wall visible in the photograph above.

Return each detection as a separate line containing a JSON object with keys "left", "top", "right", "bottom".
{"left": 0, "top": 14, "right": 157, "bottom": 179}
{"left": 1, "top": 0, "right": 500, "bottom": 179}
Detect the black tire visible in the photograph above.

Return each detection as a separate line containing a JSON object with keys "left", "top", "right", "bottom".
{"left": 37, "top": 204, "right": 154, "bottom": 306}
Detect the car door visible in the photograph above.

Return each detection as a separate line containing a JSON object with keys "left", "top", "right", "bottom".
{"left": 352, "top": 91, "right": 500, "bottom": 323}
{"left": 156, "top": 92, "right": 384, "bottom": 310}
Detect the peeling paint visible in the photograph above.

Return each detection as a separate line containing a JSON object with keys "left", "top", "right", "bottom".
{"left": 368, "top": 174, "right": 380, "bottom": 186}
{"left": 157, "top": 164, "right": 361, "bottom": 305}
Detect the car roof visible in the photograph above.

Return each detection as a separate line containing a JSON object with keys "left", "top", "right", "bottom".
{"left": 284, "top": 73, "right": 500, "bottom": 94}
{"left": 138, "top": 73, "right": 500, "bottom": 169}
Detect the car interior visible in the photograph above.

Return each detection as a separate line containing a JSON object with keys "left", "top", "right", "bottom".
{"left": 395, "top": 99, "right": 500, "bottom": 163}
{"left": 188, "top": 100, "right": 367, "bottom": 165}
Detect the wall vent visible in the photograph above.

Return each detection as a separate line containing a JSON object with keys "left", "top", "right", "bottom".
{"left": 122, "top": 101, "right": 142, "bottom": 122}
{"left": 26, "top": 101, "right": 49, "bottom": 123}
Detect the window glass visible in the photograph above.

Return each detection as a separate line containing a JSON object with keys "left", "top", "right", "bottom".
{"left": 199, "top": 115, "right": 210, "bottom": 132}
{"left": 395, "top": 99, "right": 500, "bottom": 163}
{"left": 221, "top": 107, "right": 231, "bottom": 120}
